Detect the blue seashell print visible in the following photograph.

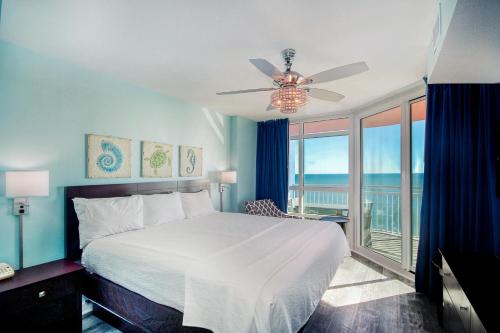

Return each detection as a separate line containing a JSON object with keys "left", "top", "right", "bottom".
{"left": 186, "top": 148, "right": 197, "bottom": 174}
{"left": 97, "top": 140, "right": 123, "bottom": 173}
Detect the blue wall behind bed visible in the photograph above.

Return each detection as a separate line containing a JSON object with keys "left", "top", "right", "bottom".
{"left": 0, "top": 40, "right": 256, "bottom": 269}
{"left": 229, "top": 117, "right": 257, "bottom": 212}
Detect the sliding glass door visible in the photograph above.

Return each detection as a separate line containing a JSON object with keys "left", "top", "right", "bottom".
{"left": 410, "top": 98, "right": 426, "bottom": 269}
{"left": 361, "top": 107, "right": 402, "bottom": 262}
{"left": 358, "top": 95, "right": 426, "bottom": 273}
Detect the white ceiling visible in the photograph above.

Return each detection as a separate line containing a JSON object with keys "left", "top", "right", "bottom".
{"left": 0, "top": 1, "right": 435, "bottom": 121}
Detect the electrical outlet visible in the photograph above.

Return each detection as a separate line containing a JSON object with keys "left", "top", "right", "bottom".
{"left": 13, "top": 198, "right": 29, "bottom": 216}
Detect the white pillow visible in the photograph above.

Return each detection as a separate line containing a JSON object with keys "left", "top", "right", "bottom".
{"left": 181, "top": 190, "right": 216, "bottom": 218}
{"left": 73, "top": 195, "right": 143, "bottom": 249}
{"left": 142, "top": 192, "right": 185, "bottom": 227}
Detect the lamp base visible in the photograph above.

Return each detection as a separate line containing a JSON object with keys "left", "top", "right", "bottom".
{"left": 17, "top": 214, "right": 24, "bottom": 270}
{"left": 219, "top": 184, "right": 225, "bottom": 212}
{"left": 12, "top": 199, "right": 28, "bottom": 270}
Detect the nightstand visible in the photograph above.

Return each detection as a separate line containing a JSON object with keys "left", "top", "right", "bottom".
{"left": 0, "top": 259, "right": 84, "bottom": 331}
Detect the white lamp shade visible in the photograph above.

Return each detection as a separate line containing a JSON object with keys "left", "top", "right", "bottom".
{"left": 5, "top": 171, "right": 50, "bottom": 198}
{"left": 219, "top": 171, "right": 237, "bottom": 184}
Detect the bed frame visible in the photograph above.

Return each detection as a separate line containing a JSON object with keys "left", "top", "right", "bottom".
{"left": 65, "top": 180, "right": 212, "bottom": 333}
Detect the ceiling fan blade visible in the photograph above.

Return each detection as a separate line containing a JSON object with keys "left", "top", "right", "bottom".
{"left": 265, "top": 104, "right": 276, "bottom": 111}
{"left": 216, "top": 87, "right": 276, "bottom": 95}
{"left": 249, "top": 58, "right": 283, "bottom": 80}
{"left": 307, "top": 88, "right": 345, "bottom": 102}
{"left": 303, "top": 62, "right": 368, "bottom": 84}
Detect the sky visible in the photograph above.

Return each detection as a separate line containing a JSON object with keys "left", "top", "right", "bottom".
{"left": 411, "top": 120, "right": 425, "bottom": 174}
{"left": 289, "top": 120, "right": 425, "bottom": 176}
{"left": 305, "top": 135, "right": 349, "bottom": 174}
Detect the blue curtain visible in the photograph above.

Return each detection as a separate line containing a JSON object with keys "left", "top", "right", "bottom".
{"left": 256, "top": 118, "right": 289, "bottom": 212}
{"left": 415, "top": 84, "right": 500, "bottom": 300}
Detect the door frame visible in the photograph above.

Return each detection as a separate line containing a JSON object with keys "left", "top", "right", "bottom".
{"left": 352, "top": 83, "right": 426, "bottom": 279}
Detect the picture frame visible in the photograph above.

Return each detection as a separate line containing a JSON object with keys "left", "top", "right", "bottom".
{"left": 87, "top": 134, "right": 131, "bottom": 178}
{"left": 141, "top": 141, "right": 173, "bottom": 178}
{"left": 179, "top": 145, "right": 203, "bottom": 177}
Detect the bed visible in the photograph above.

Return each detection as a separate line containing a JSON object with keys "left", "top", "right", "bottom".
{"left": 65, "top": 180, "right": 350, "bottom": 333}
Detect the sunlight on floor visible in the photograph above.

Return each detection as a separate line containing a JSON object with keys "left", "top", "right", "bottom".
{"left": 322, "top": 257, "right": 414, "bottom": 307}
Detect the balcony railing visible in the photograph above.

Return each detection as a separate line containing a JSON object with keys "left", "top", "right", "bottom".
{"left": 288, "top": 185, "right": 348, "bottom": 215}
{"left": 362, "top": 186, "right": 423, "bottom": 236}
{"left": 288, "top": 185, "right": 423, "bottom": 237}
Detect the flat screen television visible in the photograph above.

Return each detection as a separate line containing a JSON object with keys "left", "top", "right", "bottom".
{"left": 497, "top": 123, "right": 500, "bottom": 197}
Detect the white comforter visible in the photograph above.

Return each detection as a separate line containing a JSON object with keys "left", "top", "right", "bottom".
{"left": 82, "top": 212, "right": 350, "bottom": 333}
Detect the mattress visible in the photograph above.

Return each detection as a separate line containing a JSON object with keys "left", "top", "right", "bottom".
{"left": 82, "top": 212, "right": 350, "bottom": 333}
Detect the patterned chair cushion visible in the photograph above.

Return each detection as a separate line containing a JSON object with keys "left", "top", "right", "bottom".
{"left": 244, "top": 199, "right": 302, "bottom": 219}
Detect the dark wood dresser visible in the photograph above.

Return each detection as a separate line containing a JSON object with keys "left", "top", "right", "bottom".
{"left": 0, "top": 259, "right": 83, "bottom": 331}
{"left": 440, "top": 249, "right": 500, "bottom": 333}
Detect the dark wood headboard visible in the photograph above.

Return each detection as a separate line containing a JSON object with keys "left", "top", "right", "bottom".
{"left": 65, "top": 179, "right": 210, "bottom": 261}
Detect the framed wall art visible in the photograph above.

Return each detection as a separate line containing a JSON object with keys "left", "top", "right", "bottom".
{"left": 141, "top": 141, "right": 173, "bottom": 178}
{"left": 179, "top": 145, "right": 203, "bottom": 177}
{"left": 87, "top": 134, "right": 131, "bottom": 178}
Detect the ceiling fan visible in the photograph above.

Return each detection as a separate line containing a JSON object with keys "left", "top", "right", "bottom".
{"left": 216, "top": 48, "right": 369, "bottom": 114}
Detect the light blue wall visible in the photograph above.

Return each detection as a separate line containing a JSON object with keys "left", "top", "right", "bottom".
{"left": 0, "top": 40, "right": 251, "bottom": 269}
{"left": 229, "top": 116, "right": 257, "bottom": 212}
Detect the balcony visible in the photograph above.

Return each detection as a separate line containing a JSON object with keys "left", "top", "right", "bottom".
{"left": 288, "top": 185, "right": 348, "bottom": 215}
{"left": 288, "top": 185, "right": 422, "bottom": 266}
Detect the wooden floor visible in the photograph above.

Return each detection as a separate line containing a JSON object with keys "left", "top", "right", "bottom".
{"left": 370, "top": 231, "right": 419, "bottom": 265}
{"left": 83, "top": 256, "right": 441, "bottom": 333}
{"left": 301, "top": 255, "right": 441, "bottom": 333}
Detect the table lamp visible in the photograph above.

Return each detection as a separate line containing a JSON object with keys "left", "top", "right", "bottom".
{"left": 218, "top": 170, "right": 237, "bottom": 212}
{"left": 5, "top": 170, "right": 49, "bottom": 269}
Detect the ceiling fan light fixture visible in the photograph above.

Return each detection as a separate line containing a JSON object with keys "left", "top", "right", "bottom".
{"left": 271, "top": 86, "right": 307, "bottom": 114}
{"left": 216, "top": 50, "right": 367, "bottom": 115}
{"left": 280, "top": 102, "right": 299, "bottom": 114}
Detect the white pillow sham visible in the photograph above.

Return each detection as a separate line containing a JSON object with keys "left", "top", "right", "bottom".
{"left": 141, "top": 192, "right": 185, "bottom": 227}
{"left": 73, "top": 195, "right": 143, "bottom": 249}
{"left": 181, "top": 190, "right": 216, "bottom": 218}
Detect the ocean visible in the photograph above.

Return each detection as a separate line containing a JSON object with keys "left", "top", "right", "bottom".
{"left": 293, "top": 173, "right": 424, "bottom": 188}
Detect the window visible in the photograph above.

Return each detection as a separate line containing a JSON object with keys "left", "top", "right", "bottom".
{"left": 289, "top": 123, "right": 300, "bottom": 137}
{"left": 288, "top": 139, "right": 299, "bottom": 213}
{"left": 304, "top": 118, "right": 350, "bottom": 135}
{"left": 288, "top": 119, "right": 349, "bottom": 216}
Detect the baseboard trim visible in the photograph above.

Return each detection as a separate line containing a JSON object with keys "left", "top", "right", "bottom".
{"left": 350, "top": 250, "right": 415, "bottom": 287}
